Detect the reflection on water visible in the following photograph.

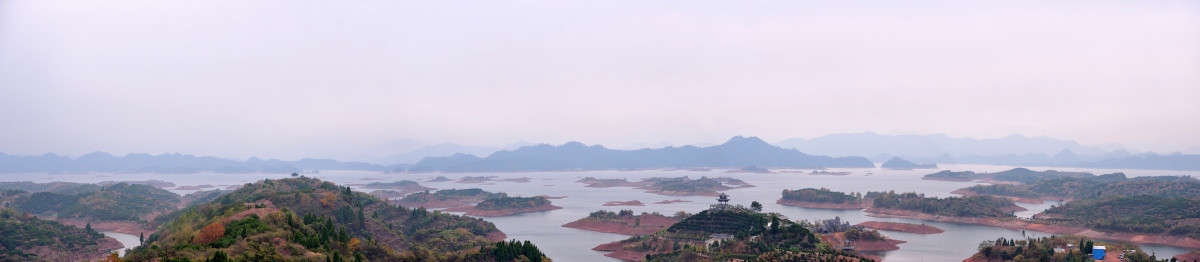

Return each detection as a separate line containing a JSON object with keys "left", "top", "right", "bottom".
{"left": 101, "top": 231, "right": 140, "bottom": 256}
{"left": 8, "top": 164, "right": 1199, "bottom": 261}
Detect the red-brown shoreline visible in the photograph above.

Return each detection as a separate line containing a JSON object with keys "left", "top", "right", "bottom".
{"left": 562, "top": 214, "right": 680, "bottom": 236}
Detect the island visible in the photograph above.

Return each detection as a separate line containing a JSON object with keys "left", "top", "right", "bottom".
{"left": 879, "top": 157, "right": 937, "bottom": 170}
{"left": 639, "top": 176, "right": 755, "bottom": 196}
{"left": 427, "top": 176, "right": 453, "bottom": 182}
{"left": 653, "top": 199, "right": 692, "bottom": 204}
{"left": 456, "top": 176, "right": 494, "bottom": 183}
{"left": 562, "top": 210, "right": 682, "bottom": 236}
{"left": 777, "top": 188, "right": 869, "bottom": 209}
{"left": 446, "top": 196, "right": 562, "bottom": 217}
{"left": 724, "top": 166, "right": 774, "bottom": 174}
{"left": 593, "top": 201, "right": 884, "bottom": 262}
{"left": 576, "top": 176, "right": 754, "bottom": 196}
{"left": 855, "top": 221, "right": 944, "bottom": 234}
{"left": 395, "top": 188, "right": 507, "bottom": 209}
{"left": 577, "top": 177, "right": 645, "bottom": 188}
{"left": 923, "top": 167, "right": 1091, "bottom": 183}
{"left": 360, "top": 180, "right": 433, "bottom": 195}
{"left": 603, "top": 200, "right": 645, "bottom": 206}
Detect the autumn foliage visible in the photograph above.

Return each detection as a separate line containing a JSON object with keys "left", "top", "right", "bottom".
{"left": 193, "top": 221, "right": 226, "bottom": 245}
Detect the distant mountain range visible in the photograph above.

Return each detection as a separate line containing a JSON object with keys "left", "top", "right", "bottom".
{"left": 774, "top": 132, "right": 1200, "bottom": 171}
{"left": 3, "top": 133, "right": 1199, "bottom": 173}
{"left": 408, "top": 136, "right": 875, "bottom": 172}
{"left": 374, "top": 143, "right": 502, "bottom": 165}
{"left": 774, "top": 132, "right": 1112, "bottom": 160}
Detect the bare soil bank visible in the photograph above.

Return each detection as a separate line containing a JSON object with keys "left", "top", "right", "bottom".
{"left": 592, "top": 241, "right": 648, "bottom": 261}
{"left": 562, "top": 214, "right": 680, "bottom": 236}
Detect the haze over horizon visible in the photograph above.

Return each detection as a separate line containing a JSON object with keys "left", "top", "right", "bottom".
{"left": 3, "top": 1, "right": 1198, "bottom": 160}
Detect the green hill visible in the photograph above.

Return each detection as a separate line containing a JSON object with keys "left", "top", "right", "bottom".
{"left": 603, "top": 207, "right": 870, "bottom": 262}
{"left": 7, "top": 183, "right": 180, "bottom": 222}
{"left": 0, "top": 208, "right": 118, "bottom": 261}
{"left": 124, "top": 177, "right": 547, "bottom": 261}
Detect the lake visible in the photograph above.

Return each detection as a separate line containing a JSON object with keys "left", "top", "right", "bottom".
{"left": 7, "top": 164, "right": 1199, "bottom": 261}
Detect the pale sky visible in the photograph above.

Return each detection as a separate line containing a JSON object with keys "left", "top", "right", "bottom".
{"left": 2, "top": 1, "right": 1198, "bottom": 160}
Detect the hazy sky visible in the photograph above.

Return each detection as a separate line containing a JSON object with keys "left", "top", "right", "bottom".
{"left": 2, "top": 1, "right": 1198, "bottom": 160}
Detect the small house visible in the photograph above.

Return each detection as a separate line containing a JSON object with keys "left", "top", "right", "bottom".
{"left": 1093, "top": 246, "right": 1106, "bottom": 260}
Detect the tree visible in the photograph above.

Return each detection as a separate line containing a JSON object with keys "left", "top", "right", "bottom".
{"left": 750, "top": 201, "right": 763, "bottom": 212}
{"left": 208, "top": 251, "right": 230, "bottom": 262}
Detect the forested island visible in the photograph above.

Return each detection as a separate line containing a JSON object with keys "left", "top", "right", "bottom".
{"left": 923, "top": 168, "right": 1091, "bottom": 183}
{"left": 562, "top": 210, "right": 683, "bottom": 236}
{"left": 124, "top": 177, "right": 548, "bottom": 261}
{"left": 777, "top": 188, "right": 869, "bottom": 209}
{"left": 446, "top": 196, "right": 562, "bottom": 217}
{"left": 593, "top": 205, "right": 887, "bottom": 261}
{"left": 577, "top": 176, "right": 753, "bottom": 197}
{"left": 396, "top": 188, "right": 507, "bottom": 209}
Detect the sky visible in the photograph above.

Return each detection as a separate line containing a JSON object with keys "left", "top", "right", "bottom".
{"left": 1, "top": 1, "right": 1198, "bottom": 160}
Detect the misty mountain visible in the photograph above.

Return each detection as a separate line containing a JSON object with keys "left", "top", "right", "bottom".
{"left": 1083, "top": 153, "right": 1200, "bottom": 171}
{"left": 375, "top": 142, "right": 501, "bottom": 165}
{"left": 0, "top": 151, "right": 387, "bottom": 173}
{"left": 880, "top": 157, "right": 937, "bottom": 170}
{"left": 409, "top": 136, "right": 874, "bottom": 172}
{"left": 775, "top": 132, "right": 1112, "bottom": 160}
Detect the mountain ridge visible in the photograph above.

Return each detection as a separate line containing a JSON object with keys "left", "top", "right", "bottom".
{"left": 410, "top": 136, "right": 875, "bottom": 172}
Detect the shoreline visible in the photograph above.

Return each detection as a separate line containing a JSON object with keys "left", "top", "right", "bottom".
{"left": 950, "top": 189, "right": 1059, "bottom": 205}
{"left": 864, "top": 208, "right": 1200, "bottom": 250}
{"left": 775, "top": 199, "right": 868, "bottom": 210}
{"left": 856, "top": 221, "right": 944, "bottom": 234}
{"left": 562, "top": 214, "right": 680, "bottom": 236}
{"left": 446, "top": 204, "right": 562, "bottom": 217}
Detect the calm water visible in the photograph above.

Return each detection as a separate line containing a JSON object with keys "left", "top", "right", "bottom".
{"left": 101, "top": 231, "right": 140, "bottom": 256}
{"left": 7, "top": 164, "right": 1199, "bottom": 261}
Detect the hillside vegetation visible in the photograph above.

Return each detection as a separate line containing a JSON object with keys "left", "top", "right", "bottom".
{"left": 125, "top": 177, "right": 547, "bottom": 261}
{"left": 0, "top": 208, "right": 119, "bottom": 261}
{"left": 599, "top": 207, "right": 874, "bottom": 262}
{"left": 870, "top": 192, "right": 1019, "bottom": 218}
{"left": 1039, "top": 195, "right": 1200, "bottom": 239}
{"left": 4, "top": 183, "right": 180, "bottom": 222}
